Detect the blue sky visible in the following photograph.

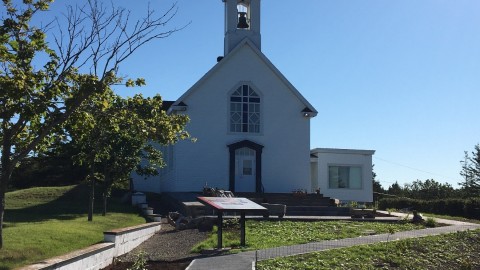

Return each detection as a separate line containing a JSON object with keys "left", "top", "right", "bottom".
{"left": 34, "top": 1, "right": 480, "bottom": 188}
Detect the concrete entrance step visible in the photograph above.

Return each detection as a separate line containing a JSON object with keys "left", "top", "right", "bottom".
{"left": 286, "top": 206, "right": 350, "bottom": 216}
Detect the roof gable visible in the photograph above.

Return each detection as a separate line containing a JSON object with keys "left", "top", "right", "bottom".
{"left": 169, "top": 38, "right": 317, "bottom": 116}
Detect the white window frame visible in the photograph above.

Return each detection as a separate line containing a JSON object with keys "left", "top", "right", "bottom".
{"left": 228, "top": 83, "right": 262, "bottom": 134}
{"left": 328, "top": 165, "right": 363, "bottom": 190}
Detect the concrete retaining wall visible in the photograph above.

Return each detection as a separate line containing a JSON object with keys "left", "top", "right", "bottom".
{"left": 104, "top": 222, "right": 161, "bottom": 257}
{"left": 20, "top": 222, "right": 161, "bottom": 270}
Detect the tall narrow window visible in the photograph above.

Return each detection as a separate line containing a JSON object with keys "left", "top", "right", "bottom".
{"left": 230, "top": 85, "right": 260, "bottom": 133}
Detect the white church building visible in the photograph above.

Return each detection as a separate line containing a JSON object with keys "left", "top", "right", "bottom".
{"left": 133, "top": 0, "right": 375, "bottom": 203}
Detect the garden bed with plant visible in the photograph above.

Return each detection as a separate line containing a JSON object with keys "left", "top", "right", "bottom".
{"left": 257, "top": 229, "right": 480, "bottom": 269}
{"left": 191, "top": 219, "right": 433, "bottom": 252}
{"left": 104, "top": 217, "right": 439, "bottom": 270}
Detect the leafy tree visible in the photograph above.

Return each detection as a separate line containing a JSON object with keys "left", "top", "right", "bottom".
{"left": 372, "top": 180, "right": 384, "bottom": 193}
{"left": 471, "top": 144, "right": 480, "bottom": 192}
{"left": 371, "top": 164, "right": 385, "bottom": 203}
{"left": 10, "top": 145, "right": 87, "bottom": 189}
{"left": 387, "top": 181, "right": 404, "bottom": 197}
{"left": 404, "top": 179, "right": 455, "bottom": 200}
{"left": 460, "top": 144, "right": 480, "bottom": 197}
{"left": 0, "top": 0, "right": 182, "bottom": 248}
{"left": 67, "top": 90, "right": 189, "bottom": 220}
{"left": 372, "top": 164, "right": 385, "bottom": 194}
{"left": 460, "top": 151, "right": 473, "bottom": 195}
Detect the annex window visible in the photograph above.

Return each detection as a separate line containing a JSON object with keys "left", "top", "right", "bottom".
{"left": 328, "top": 166, "right": 362, "bottom": 189}
{"left": 230, "top": 84, "right": 260, "bottom": 133}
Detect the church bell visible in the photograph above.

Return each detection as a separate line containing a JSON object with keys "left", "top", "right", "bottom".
{"left": 237, "top": 12, "right": 249, "bottom": 29}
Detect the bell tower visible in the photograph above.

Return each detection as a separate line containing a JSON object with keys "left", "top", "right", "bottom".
{"left": 223, "top": 0, "right": 261, "bottom": 55}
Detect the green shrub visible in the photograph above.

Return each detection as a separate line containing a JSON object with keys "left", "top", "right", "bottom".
{"left": 128, "top": 250, "right": 148, "bottom": 270}
{"left": 464, "top": 198, "right": 480, "bottom": 219}
{"left": 425, "top": 217, "right": 437, "bottom": 228}
{"left": 223, "top": 218, "right": 240, "bottom": 229}
{"left": 379, "top": 197, "right": 480, "bottom": 219}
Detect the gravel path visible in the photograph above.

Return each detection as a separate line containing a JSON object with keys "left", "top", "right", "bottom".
{"left": 120, "top": 223, "right": 210, "bottom": 262}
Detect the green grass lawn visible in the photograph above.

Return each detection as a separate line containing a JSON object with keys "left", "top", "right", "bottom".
{"left": 1, "top": 185, "right": 145, "bottom": 270}
{"left": 192, "top": 219, "right": 426, "bottom": 252}
{"left": 257, "top": 229, "right": 480, "bottom": 270}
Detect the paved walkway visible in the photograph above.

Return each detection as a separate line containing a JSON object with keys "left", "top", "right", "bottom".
{"left": 186, "top": 213, "right": 480, "bottom": 270}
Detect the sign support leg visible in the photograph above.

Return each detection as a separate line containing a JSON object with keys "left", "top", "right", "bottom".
{"left": 217, "top": 211, "right": 223, "bottom": 249}
{"left": 240, "top": 212, "right": 246, "bottom": 246}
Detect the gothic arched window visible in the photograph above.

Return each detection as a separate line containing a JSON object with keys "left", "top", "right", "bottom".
{"left": 230, "top": 84, "right": 260, "bottom": 133}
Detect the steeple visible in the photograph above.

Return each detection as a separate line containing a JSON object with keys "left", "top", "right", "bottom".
{"left": 223, "top": 0, "right": 261, "bottom": 55}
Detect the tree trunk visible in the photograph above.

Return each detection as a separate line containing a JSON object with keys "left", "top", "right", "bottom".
{"left": 102, "top": 167, "right": 110, "bottom": 216}
{"left": 102, "top": 191, "right": 107, "bottom": 216}
{"left": 0, "top": 137, "right": 13, "bottom": 249}
{"left": 0, "top": 173, "right": 8, "bottom": 250}
{"left": 88, "top": 167, "right": 95, "bottom": 222}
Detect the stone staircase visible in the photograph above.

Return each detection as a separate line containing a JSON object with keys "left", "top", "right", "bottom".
{"left": 286, "top": 206, "right": 350, "bottom": 216}
{"left": 161, "top": 192, "right": 212, "bottom": 217}
{"left": 155, "top": 192, "right": 351, "bottom": 217}
{"left": 237, "top": 192, "right": 351, "bottom": 216}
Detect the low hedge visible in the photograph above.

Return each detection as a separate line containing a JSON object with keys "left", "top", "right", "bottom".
{"left": 378, "top": 197, "right": 480, "bottom": 219}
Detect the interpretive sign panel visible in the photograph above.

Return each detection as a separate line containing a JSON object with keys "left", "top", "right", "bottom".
{"left": 197, "top": 197, "right": 267, "bottom": 211}
{"left": 197, "top": 197, "right": 267, "bottom": 249}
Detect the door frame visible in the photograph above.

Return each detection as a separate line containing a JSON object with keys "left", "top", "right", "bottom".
{"left": 228, "top": 140, "right": 263, "bottom": 193}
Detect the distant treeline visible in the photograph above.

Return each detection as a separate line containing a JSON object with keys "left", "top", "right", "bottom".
{"left": 379, "top": 197, "right": 480, "bottom": 219}
{"left": 373, "top": 143, "right": 480, "bottom": 219}
{"left": 10, "top": 145, "right": 87, "bottom": 189}
{"left": 374, "top": 143, "right": 480, "bottom": 201}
